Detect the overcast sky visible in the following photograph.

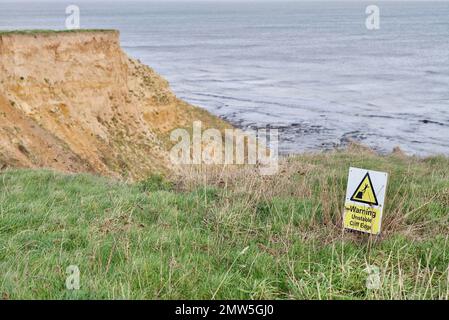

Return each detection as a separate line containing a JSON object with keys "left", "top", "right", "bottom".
{"left": 0, "top": 0, "right": 449, "bottom": 4}
{"left": 1, "top": 0, "right": 448, "bottom": 4}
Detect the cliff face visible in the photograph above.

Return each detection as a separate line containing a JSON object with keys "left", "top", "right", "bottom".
{"left": 0, "top": 31, "right": 228, "bottom": 179}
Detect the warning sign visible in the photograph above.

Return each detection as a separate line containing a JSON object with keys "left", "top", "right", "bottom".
{"left": 343, "top": 167, "right": 388, "bottom": 235}
{"left": 350, "top": 172, "right": 378, "bottom": 205}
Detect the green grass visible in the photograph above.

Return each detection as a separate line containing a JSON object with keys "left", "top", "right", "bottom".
{"left": 0, "top": 29, "right": 117, "bottom": 36}
{"left": 0, "top": 149, "right": 448, "bottom": 299}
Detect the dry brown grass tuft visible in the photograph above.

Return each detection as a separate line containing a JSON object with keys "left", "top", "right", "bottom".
{"left": 172, "top": 147, "right": 449, "bottom": 243}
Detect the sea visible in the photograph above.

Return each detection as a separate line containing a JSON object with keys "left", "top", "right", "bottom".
{"left": 1, "top": 1, "right": 448, "bottom": 155}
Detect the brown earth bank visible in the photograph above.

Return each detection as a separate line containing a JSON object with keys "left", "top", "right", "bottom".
{"left": 0, "top": 30, "right": 230, "bottom": 180}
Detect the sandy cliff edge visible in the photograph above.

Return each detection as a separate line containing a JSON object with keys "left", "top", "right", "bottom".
{"left": 0, "top": 30, "right": 230, "bottom": 180}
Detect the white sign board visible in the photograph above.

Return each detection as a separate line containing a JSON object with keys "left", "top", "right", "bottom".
{"left": 343, "top": 167, "right": 388, "bottom": 234}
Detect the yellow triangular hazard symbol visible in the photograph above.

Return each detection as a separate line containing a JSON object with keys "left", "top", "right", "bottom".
{"left": 350, "top": 172, "right": 378, "bottom": 205}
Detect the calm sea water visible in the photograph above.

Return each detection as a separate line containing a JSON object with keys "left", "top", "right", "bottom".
{"left": 1, "top": 1, "right": 448, "bottom": 155}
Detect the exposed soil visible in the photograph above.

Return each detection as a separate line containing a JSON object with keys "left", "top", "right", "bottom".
{"left": 0, "top": 31, "right": 230, "bottom": 180}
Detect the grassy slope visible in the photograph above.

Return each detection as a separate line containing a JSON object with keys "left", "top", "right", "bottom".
{"left": 0, "top": 148, "right": 448, "bottom": 299}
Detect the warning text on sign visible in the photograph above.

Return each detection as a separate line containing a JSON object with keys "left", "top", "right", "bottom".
{"left": 344, "top": 203, "right": 381, "bottom": 234}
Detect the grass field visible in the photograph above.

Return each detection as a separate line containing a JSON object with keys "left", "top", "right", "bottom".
{"left": 0, "top": 146, "right": 448, "bottom": 299}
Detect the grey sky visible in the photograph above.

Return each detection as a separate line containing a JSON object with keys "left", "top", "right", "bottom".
{"left": 2, "top": 0, "right": 447, "bottom": 2}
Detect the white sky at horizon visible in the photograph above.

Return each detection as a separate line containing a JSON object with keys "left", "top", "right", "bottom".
{"left": 1, "top": 0, "right": 448, "bottom": 2}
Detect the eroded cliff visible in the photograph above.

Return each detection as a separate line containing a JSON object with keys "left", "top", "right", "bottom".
{"left": 0, "top": 30, "right": 228, "bottom": 179}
